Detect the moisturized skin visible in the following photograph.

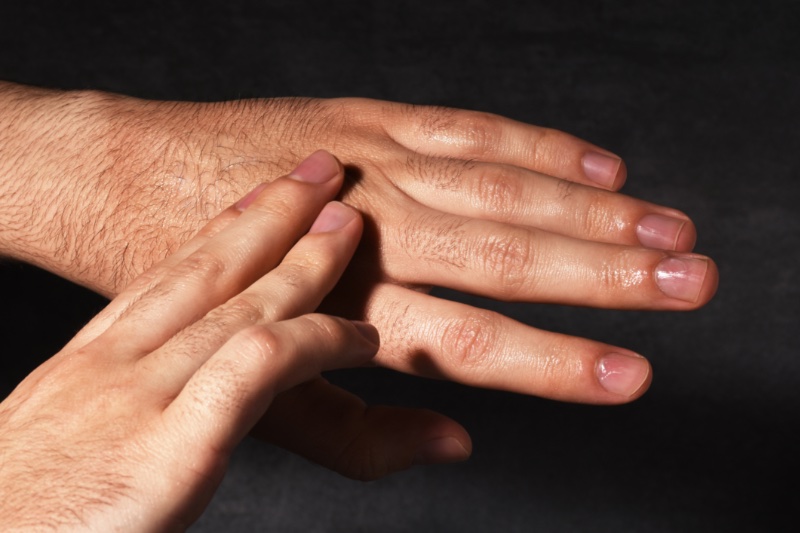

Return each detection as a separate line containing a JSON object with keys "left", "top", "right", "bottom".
{"left": 0, "top": 83, "right": 718, "bottom": 481}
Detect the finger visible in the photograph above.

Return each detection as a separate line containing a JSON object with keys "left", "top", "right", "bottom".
{"left": 382, "top": 102, "right": 627, "bottom": 190}
{"left": 396, "top": 158, "right": 697, "bottom": 252}
{"left": 358, "top": 284, "right": 652, "bottom": 404}
{"left": 250, "top": 378, "right": 471, "bottom": 481}
{"left": 141, "top": 201, "right": 362, "bottom": 392}
{"left": 68, "top": 194, "right": 249, "bottom": 350}
{"left": 381, "top": 211, "right": 718, "bottom": 309}
{"left": 165, "top": 315, "right": 380, "bottom": 455}
{"left": 101, "top": 150, "right": 345, "bottom": 357}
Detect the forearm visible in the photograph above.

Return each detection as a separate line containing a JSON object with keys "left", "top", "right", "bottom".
{"left": 0, "top": 82, "right": 214, "bottom": 295}
{"left": 0, "top": 83, "right": 119, "bottom": 287}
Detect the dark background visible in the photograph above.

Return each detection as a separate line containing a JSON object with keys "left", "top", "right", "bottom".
{"left": 1, "top": 1, "right": 798, "bottom": 531}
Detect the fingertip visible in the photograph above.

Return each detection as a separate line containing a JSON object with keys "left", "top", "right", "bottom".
{"left": 288, "top": 149, "right": 343, "bottom": 184}
{"left": 582, "top": 151, "right": 626, "bottom": 190}
{"left": 350, "top": 320, "right": 380, "bottom": 366}
{"left": 412, "top": 436, "right": 472, "bottom": 466}
{"left": 698, "top": 256, "right": 720, "bottom": 306}
{"left": 636, "top": 212, "right": 697, "bottom": 252}
{"left": 614, "top": 157, "right": 628, "bottom": 190}
{"left": 351, "top": 320, "right": 380, "bottom": 348}
{"left": 410, "top": 414, "right": 472, "bottom": 467}
{"left": 654, "top": 254, "right": 718, "bottom": 307}
{"left": 308, "top": 201, "right": 362, "bottom": 234}
{"left": 595, "top": 351, "right": 652, "bottom": 402}
{"left": 675, "top": 218, "right": 698, "bottom": 252}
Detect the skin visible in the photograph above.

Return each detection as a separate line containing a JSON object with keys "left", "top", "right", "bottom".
{"left": 0, "top": 154, "right": 384, "bottom": 530}
{"left": 0, "top": 83, "right": 718, "bottom": 481}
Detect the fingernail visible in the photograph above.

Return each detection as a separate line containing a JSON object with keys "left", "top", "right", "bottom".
{"left": 234, "top": 183, "right": 269, "bottom": 211}
{"left": 288, "top": 150, "right": 340, "bottom": 183}
{"left": 636, "top": 214, "right": 687, "bottom": 250}
{"left": 582, "top": 151, "right": 622, "bottom": 188}
{"left": 308, "top": 202, "right": 357, "bottom": 233}
{"left": 596, "top": 352, "right": 650, "bottom": 396}
{"left": 655, "top": 256, "right": 708, "bottom": 302}
{"left": 351, "top": 320, "right": 380, "bottom": 347}
{"left": 413, "top": 437, "right": 471, "bottom": 466}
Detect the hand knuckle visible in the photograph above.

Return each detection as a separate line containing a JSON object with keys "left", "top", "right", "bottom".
{"left": 253, "top": 185, "right": 297, "bottom": 219}
{"left": 472, "top": 168, "right": 522, "bottom": 216}
{"left": 478, "top": 230, "right": 533, "bottom": 299}
{"left": 454, "top": 111, "right": 501, "bottom": 157}
{"left": 234, "top": 324, "right": 280, "bottom": 364}
{"left": 578, "top": 193, "right": 624, "bottom": 241}
{"left": 172, "top": 249, "right": 227, "bottom": 289}
{"left": 532, "top": 339, "right": 585, "bottom": 396}
{"left": 439, "top": 311, "right": 499, "bottom": 370}
{"left": 597, "top": 249, "right": 649, "bottom": 294}
{"left": 224, "top": 294, "right": 266, "bottom": 324}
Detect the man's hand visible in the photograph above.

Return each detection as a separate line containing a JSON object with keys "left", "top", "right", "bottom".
{"left": 0, "top": 152, "right": 399, "bottom": 530}
{"left": 0, "top": 84, "right": 717, "bottom": 480}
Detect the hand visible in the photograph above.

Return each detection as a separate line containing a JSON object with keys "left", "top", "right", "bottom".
{"left": 0, "top": 85, "right": 718, "bottom": 479}
{"left": 0, "top": 152, "right": 385, "bottom": 530}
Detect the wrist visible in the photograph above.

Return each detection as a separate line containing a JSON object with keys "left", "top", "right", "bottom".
{"left": 0, "top": 84, "right": 116, "bottom": 282}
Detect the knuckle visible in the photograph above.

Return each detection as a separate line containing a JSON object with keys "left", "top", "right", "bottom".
{"left": 438, "top": 311, "right": 500, "bottom": 370}
{"left": 528, "top": 127, "right": 566, "bottom": 166}
{"left": 223, "top": 294, "right": 266, "bottom": 325}
{"left": 452, "top": 111, "right": 502, "bottom": 157}
{"left": 408, "top": 105, "right": 502, "bottom": 157}
{"left": 577, "top": 192, "right": 625, "bottom": 241}
{"left": 171, "top": 249, "right": 228, "bottom": 288}
{"left": 477, "top": 230, "right": 534, "bottom": 299}
{"left": 597, "top": 249, "right": 649, "bottom": 295}
{"left": 282, "top": 253, "right": 326, "bottom": 282}
{"left": 234, "top": 324, "right": 281, "bottom": 365}
{"left": 471, "top": 168, "right": 523, "bottom": 216}
{"left": 251, "top": 184, "right": 297, "bottom": 219}
{"left": 532, "top": 339, "right": 586, "bottom": 396}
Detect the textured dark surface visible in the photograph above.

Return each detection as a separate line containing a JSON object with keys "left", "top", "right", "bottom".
{"left": 1, "top": 1, "right": 798, "bottom": 531}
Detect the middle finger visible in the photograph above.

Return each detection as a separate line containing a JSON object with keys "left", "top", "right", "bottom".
{"left": 382, "top": 210, "right": 718, "bottom": 309}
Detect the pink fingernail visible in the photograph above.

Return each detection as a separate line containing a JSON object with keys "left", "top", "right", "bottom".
{"left": 655, "top": 256, "right": 708, "bottom": 302}
{"left": 596, "top": 352, "right": 650, "bottom": 396}
{"left": 234, "top": 183, "right": 269, "bottom": 211}
{"left": 413, "top": 437, "right": 471, "bottom": 466}
{"left": 288, "top": 150, "right": 340, "bottom": 183}
{"left": 636, "top": 214, "right": 687, "bottom": 250}
{"left": 582, "top": 151, "right": 622, "bottom": 188}
{"left": 308, "top": 202, "right": 357, "bottom": 233}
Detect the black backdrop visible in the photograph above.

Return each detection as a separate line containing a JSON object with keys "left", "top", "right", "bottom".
{"left": 1, "top": 1, "right": 798, "bottom": 531}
